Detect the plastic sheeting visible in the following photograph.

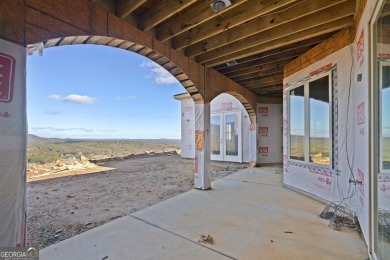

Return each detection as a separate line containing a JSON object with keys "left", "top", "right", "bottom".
{"left": 283, "top": 43, "right": 370, "bottom": 243}
{"left": 257, "top": 104, "right": 283, "bottom": 163}
{"left": 194, "top": 101, "right": 211, "bottom": 190}
{"left": 0, "top": 39, "right": 27, "bottom": 246}
{"left": 180, "top": 98, "right": 195, "bottom": 159}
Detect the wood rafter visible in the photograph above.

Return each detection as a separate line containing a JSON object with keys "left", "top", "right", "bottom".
{"left": 224, "top": 56, "right": 298, "bottom": 78}
{"left": 231, "top": 67, "right": 285, "bottom": 81}
{"left": 239, "top": 75, "right": 284, "bottom": 86}
{"left": 203, "top": 15, "right": 354, "bottom": 67}
{"left": 216, "top": 34, "right": 333, "bottom": 72}
{"left": 86, "top": 0, "right": 358, "bottom": 96}
{"left": 117, "top": 0, "right": 147, "bottom": 19}
{"left": 139, "top": 0, "right": 197, "bottom": 31}
{"left": 157, "top": 0, "right": 248, "bottom": 42}
{"left": 196, "top": 1, "right": 354, "bottom": 64}
{"left": 172, "top": 0, "right": 298, "bottom": 50}
{"left": 185, "top": 0, "right": 350, "bottom": 57}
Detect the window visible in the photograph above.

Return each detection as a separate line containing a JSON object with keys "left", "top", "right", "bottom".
{"left": 380, "top": 63, "right": 390, "bottom": 172}
{"left": 289, "top": 86, "right": 305, "bottom": 161}
{"left": 289, "top": 73, "right": 332, "bottom": 167}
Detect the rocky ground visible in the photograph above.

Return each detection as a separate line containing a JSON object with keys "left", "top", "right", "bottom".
{"left": 26, "top": 153, "right": 248, "bottom": 250}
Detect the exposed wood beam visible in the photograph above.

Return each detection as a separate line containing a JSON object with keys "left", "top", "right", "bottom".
{"left": 238, "top": 74, "right": 283, "bottom": 86}
{"left": 202, "top": 15, "right": 354, "bottom": 67}
{"left": 216, "top": 34, "right": 332, "bottom": 72}
{"left": 139, "top": 0, "right": 197, "bottom": 31}
{"left": 244, "top": 80, "right": 284, "bottom": 89}
{"left": 196, "top": 1, "right": 354, "bottom": 64}
{"left": 253, "top": 85, "right": 283, "bottom": 94}
{"left": 91, "top": 0, "right": 116, "bottom": 14}
{"left": 117, "top": 0, "right": 147, "bottom": 19}
{"left": 157, "top": 0, "right": 248, "bottom": 42}
{"left": 224, "top": 56, "right": 299, "bottom": 77}
{"left": 185, "top": 0, "right": 350, "bottom": 57}
{"left": 231, "top": 67, "right": 285, "bottom": 81}
{"left": 172, "top": 0, "right": 298, "bottom": 50}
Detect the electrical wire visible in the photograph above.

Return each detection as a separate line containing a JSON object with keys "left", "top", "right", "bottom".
{"left": 345, "top": 44, "right": 356, "bottom": 182}
{"left": 325, "top": 45, "right": 358, "bottom": 228}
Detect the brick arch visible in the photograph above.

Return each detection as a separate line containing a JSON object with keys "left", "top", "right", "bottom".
{"left": 39, "top": 35, "right": 203, "bottom": 102}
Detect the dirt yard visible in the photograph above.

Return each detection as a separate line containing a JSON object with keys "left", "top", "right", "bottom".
{"left": 26, "top": 154, "right": 248, "bottom": 250}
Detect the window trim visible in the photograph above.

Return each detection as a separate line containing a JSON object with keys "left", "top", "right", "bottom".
{"left": 288, "top": 71, "right": 333, "bottom": 169}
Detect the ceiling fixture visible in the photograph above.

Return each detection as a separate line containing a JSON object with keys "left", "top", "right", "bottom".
{"left": 226, "top": 60, "right": 238, "bottom": 66}
{"left": 210, "top": 0, "right": 232, "bottom": 12}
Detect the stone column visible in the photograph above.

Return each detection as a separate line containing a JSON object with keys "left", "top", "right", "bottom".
{"left": 194, "top": 101, "right": 211, "bottom": 190}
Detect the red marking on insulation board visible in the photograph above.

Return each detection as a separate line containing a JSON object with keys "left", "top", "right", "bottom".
{"left": 222, "top": 102, "right": 232, "bottom": 111}
{"left": 357, "top": 30, "right": 364, "bottom": 66}
{"left": 357, "top": 102, "right": 364, "bottom": 125}
{"left": 309, "top": 63, "right": 332, "bottom": 76}
{"left": 0, "top": 53, "right": 16, "bottom": 103}
{"left": 258, "top": 107, "right": 268, "bottom": 117}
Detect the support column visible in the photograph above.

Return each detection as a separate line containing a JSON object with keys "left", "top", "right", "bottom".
{"left": 194, "top": 101, "right": 211, "bottom": 190}
{"left": 248, "top": 122, "right": 258, "bottom": 166}
{"left": 0, "top": 39, "right": 27, "bottom": 246}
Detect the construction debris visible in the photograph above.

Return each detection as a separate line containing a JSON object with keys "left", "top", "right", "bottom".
{"left": 320, "top": 202, "right": 360, "bottom": 231}
{"left": 198, "top": 234, "right": 214, "bottom": 244}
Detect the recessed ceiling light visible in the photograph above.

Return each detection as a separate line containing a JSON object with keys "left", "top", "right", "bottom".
{"left": 226, "top": 60, "right": 238, "bottom": 66}
{"left": 210, "top": 0, "right": 232, "bottom": 12}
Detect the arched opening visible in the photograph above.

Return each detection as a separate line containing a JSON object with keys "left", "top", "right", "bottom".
{"left": 209, "top": 93, "right": 252, "bottom": 163}
{"left": 39, "top": 36, "right": 203, "bottom": 102}
{"left": 174, "top": 92, "right": 255, "bottom": 163}
{"left": 25, "top": 42, "right": 247, "bottom": 249}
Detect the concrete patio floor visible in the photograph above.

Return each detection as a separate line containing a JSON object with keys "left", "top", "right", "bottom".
{"left": 40, "top": 166, "right": 368, "bottom": 259}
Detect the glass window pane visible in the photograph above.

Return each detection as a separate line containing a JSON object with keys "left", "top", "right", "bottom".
{"left": 309, "top": 76, "right": 330, "bottom": 166}
{"left": 225, "top": 114, "right": 238, "bottom": 156}
{"left": 376, "top": 3, "right": 390, "bottom": 258}
{"left": 289, "top": 86, "right": 305, "bottom": 161}
{"left": 382, "top": 67, "right": 390, "bottom": 170}
{"left": 210, "top": 115, "right": 221, "bottom": 155}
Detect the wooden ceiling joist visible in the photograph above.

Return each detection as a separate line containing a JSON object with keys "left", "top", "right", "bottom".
{"left": 185, "top": 0, "right": 350, "bottom": 58}
{"left": 203, "top": 15, "right": 354, "bottom": 67}
{"left": 172, "top": 0, "right": 298, "bottom": 50}
{"left": 157, "top": 0, "right": 248, "bottom": 42}
{"left": 196, "top": 0, "right": 355, "bottom": 64}
{"left": 231, "top": 67, "right": 285, "bottom": 81}
{"left": 117, "top": 0, "right": 147, "bottom": 19}
{"left": 84, "top": 0, "right": 359, "bottom": 97}
{"left": 215, "top": 34, "right": 333, "bottom": 72}
{"left": 138, "top": 0, "right": 198, "bottom": 31}
{"left": 224, "top": 57, "right": 297, "bottom": 78}
{"left": 239, "top": 75, "right": 284, "bottom": 86}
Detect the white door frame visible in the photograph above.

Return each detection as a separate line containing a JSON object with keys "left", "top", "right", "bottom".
{"left": 210, "top": 111, "right": 242, "bottom": 162}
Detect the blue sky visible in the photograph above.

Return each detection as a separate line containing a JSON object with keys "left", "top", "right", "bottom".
{"left": 27, "top": 45, "right": 185, "bottom": 139}
{"left": 290, "top": 96, "right": 330, "bottom": 137}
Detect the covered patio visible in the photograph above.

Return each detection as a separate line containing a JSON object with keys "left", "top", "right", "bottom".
{"left": 40, "top": 166, "right": 367, "bottom": 259}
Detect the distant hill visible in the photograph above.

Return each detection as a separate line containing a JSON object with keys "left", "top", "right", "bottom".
{"left": 27, "top": 134, "right": 180, "bottom": 145}
{"left": 28, "top": 134, "right": 82, "bottom": 145}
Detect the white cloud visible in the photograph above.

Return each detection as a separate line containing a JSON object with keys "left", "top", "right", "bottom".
{"left": 116, "top": 95, "right": 137, "bottom": 101}
{"left": 47, "top": 94, "right": 96, "bottom": 105}
{"left": 140, "top": 61, "right": 177, "bottom": 85}
{"left": 48, "top": 94, "right": 61, "bottom": 101}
